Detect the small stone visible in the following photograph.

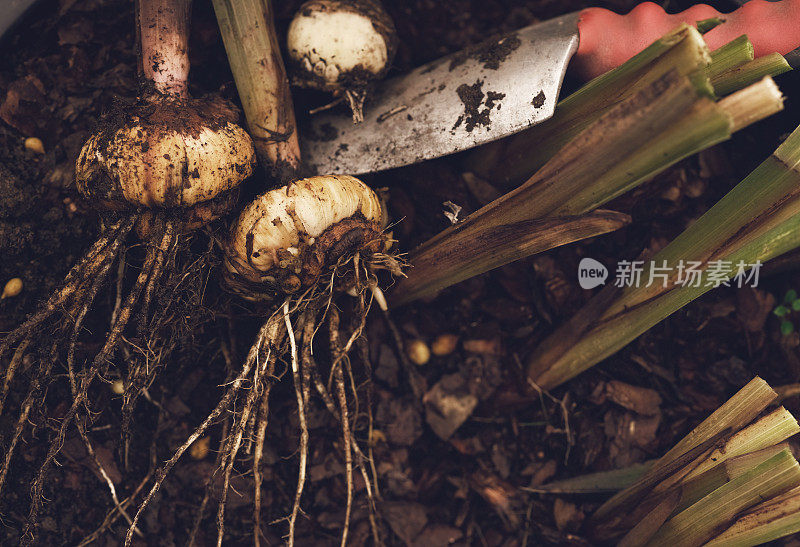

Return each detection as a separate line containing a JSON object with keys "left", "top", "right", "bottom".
{"left": 431, "top": 334, "right": 458, "bottom": 356}
{"left": 24, "top": 137, "right": 44, "bottom": 154}
{"left": 407, "top": 339, "right": 430, "bottom": 365}
{"left": 1, "top": 278, "right": 23, "bottom": 299}
{"left": 190, "top": 437, "right": 211, "bottom": 460}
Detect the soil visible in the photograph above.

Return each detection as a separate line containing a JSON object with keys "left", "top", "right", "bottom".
{"left": 448, "top": 32, "right": 521, "bottom": 72}
{"left": 2, "top": 0, "right": 800, "bottom": 546}
{"left": 453, "top": 80, "right": 506, "bottom": 132}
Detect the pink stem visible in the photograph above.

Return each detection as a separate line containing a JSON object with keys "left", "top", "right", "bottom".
{"left": 139, "top": 0, "right": 191, "bottom": 97}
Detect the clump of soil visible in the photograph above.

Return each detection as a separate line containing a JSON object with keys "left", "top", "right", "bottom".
{"left": 452, "top": 80, "right": 505, "bottom": 132}
{"left": 448, "top": 32, "right": 521, "bottom": 71}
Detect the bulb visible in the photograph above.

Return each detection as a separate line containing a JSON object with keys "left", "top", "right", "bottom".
{"left": 224, "top": 175, "right": 384, "bottom": 299}
{"left": 75, "top": 97, "right": 255, "bottom": 210}
{"left": 287, "top": 0, "right": 397, "bottom": 122}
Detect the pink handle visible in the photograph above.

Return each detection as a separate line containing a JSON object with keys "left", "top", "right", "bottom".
{"left": 574, "top": 0, "right": 800, "bottom": 79}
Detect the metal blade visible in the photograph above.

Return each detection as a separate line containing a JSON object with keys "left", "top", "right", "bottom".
{"left": 301, "top": 12, "right": 581, "bottom": 175}
{"left": 0, "top": 0, "right": 40, "bottom": 42}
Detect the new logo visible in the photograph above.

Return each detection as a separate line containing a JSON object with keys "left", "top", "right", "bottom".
{"left": 578, "top": 258, "right": 608, "bottom": 290}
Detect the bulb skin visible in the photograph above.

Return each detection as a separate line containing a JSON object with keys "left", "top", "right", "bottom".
{"left": 287, "top": 0, "right": 397, "bottom": 92}
{"left": 224, "top": 175, "right": 384, "bottom": 300}
{"left": 76, "top": 96, "right": 255, "bottom": 210}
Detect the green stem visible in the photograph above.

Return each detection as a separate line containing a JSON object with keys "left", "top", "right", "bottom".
{"left": 705, "top": 35, "right": 753, "bottom": 81}
{"left": 706, "top": 486, "right": 800, "bottom": 546}
{"left": 529, "top": 120, "right": 800, "bottom": 392}
{"left": 646, "top": 449, "right": 800, "bottom": 546}
{"left": 591, "top": 378, "right": 778, "bottom": 528}
{"left": 712, "top": 52, "right": 792, "bottom": 96}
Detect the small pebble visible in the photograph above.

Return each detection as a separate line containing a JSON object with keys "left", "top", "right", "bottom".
{"left": 431, "top": 334, "right": 458, "bottom": 356}
{"left": 406, "top": 339, "right": 430, "bottom": 366}
{"left": 24, "top": 137, "right": 44, "bottom": 154}
{"left": 190, "top": 437, "right": 211, "bottom": 460}
{"left": 110, "top": 379, "right": 125, "bottom": 395}
{"left": 1, "top": 278, "right": 23, "bottom": 299}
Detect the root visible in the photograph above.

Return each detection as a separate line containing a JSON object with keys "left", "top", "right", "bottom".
{"left": 77, "top": 403, "right": 163, "bottom": 547}
{"left": 124, "top": 312, "right": 285, "bottom": 547}
{"left": 120, "top": 220, "right": 178, "bottom": 465}
{"left": 1, "top": 219, "right": 128, "bottom": 500}
{"left": 0, "top": 217, "right": 134, "bottom": 362}
{"left": 187, "top": 417, "right": 230, "bottom": 547}
{"left": 0, "top": 339, "right": 29, "bottom": 418}
{"left": 0, "top": 338, "right": 61, "bottom": 495}
{"left": 344, "top": 88, "right": 367, "bottom": 124}
{"left": 356, "top": 335, "right": 383, "bottom": 545}
{"left": 285, "top": 300, "right": 308, "bottom": 547}
{"left": 66, "top": 231, "right": 129, "bottom": 393}
{"left": 305, "top": 317, "right": 382, "bottom": 545}
{"left": 137, "top": 219, "right": 176, "bottom": 337}
{"left": 334, "top": 357, "right": 354, "bottom": 547}
{"left": 24, "top": 219, "right": 159, "bottom": 543}
{"left": 2, "top": 212, "right": 221, "bottom": 544}
{"left": 328, "top": 306, "right": 354, "bottom": 547}
{"left": 215, "top": 340, "right": 269, "bottom": 547}
{"left": 253, "top": 348, "right": 279, "bottom": 547}
{"left": 75, "top": 417, "right": 142, "bottom": 538}
{"left": 187, "top": 326, "right": 236, "bottom": 546}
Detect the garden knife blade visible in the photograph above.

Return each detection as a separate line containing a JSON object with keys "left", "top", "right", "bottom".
{"left": 0, "top": 0, "right": 40, "bottom": 42}
{"left": 302, "top": 0, "right": 800, "bottom": 175}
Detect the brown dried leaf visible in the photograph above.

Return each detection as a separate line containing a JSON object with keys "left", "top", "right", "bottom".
{"left": 603, "top": 380, "right": 662, "bottom": 416}
{"left": 412, "top": 524, "right": 463, "bottom": 547}
{"left": 736, "top": 286, "right": 776, "bottom": 333}
{"left": 384, "top": 502, "right": 428, "bottom": 545}
{"left": 553, "top": 498, "right": 585, "bottom": 532}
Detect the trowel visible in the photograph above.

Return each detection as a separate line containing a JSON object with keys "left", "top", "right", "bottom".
{"left": 301, "top": 0, "right": 800, "bottom": 175}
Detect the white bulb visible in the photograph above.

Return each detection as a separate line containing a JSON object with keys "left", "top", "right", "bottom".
{"left": 286, "top": 0, "right": 397, "bottom": 122}
{"left": 225, "top": 175, "right": 384, "bottom": 298}
{"left": 288, "top": 8, "right": 389, "bottom": 86}
{"left": 76, "top": 99, "right": 255, "bottom": 210}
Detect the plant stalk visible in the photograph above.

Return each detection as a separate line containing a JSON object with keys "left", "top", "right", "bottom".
{"left": 213, "top": 0, "right": 301, "bottom": 181}
{"left": 591, "top": 377, "right": 778, "bottom": 526}
{"left": 391, "top": 74, "right": 782, "bottom": 306}
{"left": 138, "top": 0, "right": 191, "bottom": 97}
{"left": 706, "top": 486, "right": 800, "bottom": 546}
{"left": 528, "top": 115, "right": 799, "bottom": 391}
{"left": 646, "top": 449, "right": 800, "bottom": 546}
{"left": 391, "top": 210, "right": 630, "bottom": 306}
{"left": 705, "top": 35, "right": 753, "bottom": 81}
{"left": 712, "top": 52, "right": 792, "bottom": 96}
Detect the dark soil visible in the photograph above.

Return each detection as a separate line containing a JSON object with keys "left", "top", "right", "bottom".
{"left": 2, "top": 0, "right": 800, "bottom": 545}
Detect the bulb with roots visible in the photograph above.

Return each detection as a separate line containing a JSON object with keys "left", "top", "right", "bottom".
{"left": 0, "top": 0, "right": 255, "bottom": 539}
{"left": 287, "top": 0, "right": 398, "bottom": 123}
{"left": 123, "top": 175, "right": 405, "bottom": 546}
{"left": 224, "top": 175, "right": 404, "bottom": 544}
